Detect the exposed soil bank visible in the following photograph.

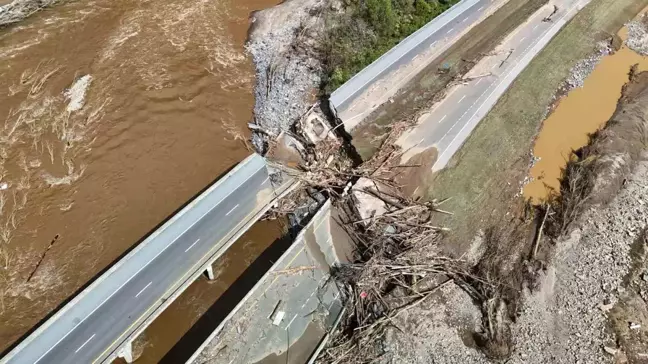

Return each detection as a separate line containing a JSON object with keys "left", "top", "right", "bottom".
{"left": 524, "top": 14, "right": 648, "bottom": 203}
{"left": 0, "top": 0, "right": 281, "bottom": 356}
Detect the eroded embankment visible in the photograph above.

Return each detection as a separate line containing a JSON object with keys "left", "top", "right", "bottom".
{"left": 507, "top": 70, "right": 648, "bottom": 364}
{"left": 524, "top": 14, "right": 648, "bottom": 203}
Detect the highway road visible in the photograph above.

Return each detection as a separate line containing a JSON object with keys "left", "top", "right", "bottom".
{"left": 398, "top": 0, "right": 592, "bottom": 170}
{"left": 1, "top": 154, "right": 296, "bottom": 364}
{"left": 330, "top": 0, "right": 507, "bottom": 131}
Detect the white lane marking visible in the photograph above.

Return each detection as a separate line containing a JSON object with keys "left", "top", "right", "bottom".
{"left": 225, "top": 204, "right": 239, "bottom": 216}
{"left": 477, "top": 5, "right": 485, "bottom": 11}
{"left": 519, "top": 36, "right": 526, "bottom": 42}
{"left": 327, "top": 292, "right": 342, "bottom": 310}
{"left": 262, "top": 176, "right": 269, "bottom": 185}
{"left": 74, "top": 334, "right": 96, "bottom": 354}
{"left": 135, "top": 281, "right": 153, "bottom": 298}
{"left": 438, "top": 114, "right": 447, "bottom": 123}
{"left": 475, "top": 78, "right": 482, "bottom": 85}
{"left": 446, "top": 27, "right": 455, "bottom": 35}
{"left": 458, "top": 95, "right": 467, "bottom": 103}
{"left": 286, "top": 314, "right": 298, "bottom": 331}
{"left": 533, "top": 24, "right": 539, "bottom": 31}
{"left": 185, "top": 239, "right": 201, "bottom": 253}
{"left": 435, "top": 4, "right": 580, "bottom": 163}
{"left": 32, "top": 164, "right": 267, "bottom": 364}
{"left": 461, "top": 17, "right": 468, "bottom": 23}
{"left": 430, "top": 41, "right": 437, "bottom": 47}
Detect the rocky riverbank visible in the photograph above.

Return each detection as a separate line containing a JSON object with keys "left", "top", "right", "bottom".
{"left": 246, "top": 0, "right": 326, "bottom": 152}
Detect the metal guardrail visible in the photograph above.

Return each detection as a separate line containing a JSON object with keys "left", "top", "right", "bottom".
{"left": 328, "top": 0, "right": 483, "bottom": 130}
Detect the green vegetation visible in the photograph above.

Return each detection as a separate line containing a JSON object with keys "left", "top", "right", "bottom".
{"left": 322, "top": 0, "right": 461, "bottom": 94}
{"left": 429, "top": 0, "right": 648, "bottom": 245}
{"left": 350, "top": 0, "right": 547, "bottom": 159}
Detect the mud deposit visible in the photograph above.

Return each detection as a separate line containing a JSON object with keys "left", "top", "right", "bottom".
{"left": 524, "top": 19, "right": 648, "bottom": 203}
{"left": 0, "top": 0, "right": 280, "bottom": 357}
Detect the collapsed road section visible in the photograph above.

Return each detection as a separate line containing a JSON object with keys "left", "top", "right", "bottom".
{"left": 187, "top": 200, "right": 354, "bottom": 364}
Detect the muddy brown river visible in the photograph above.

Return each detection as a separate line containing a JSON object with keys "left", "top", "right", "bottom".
{"left": 0, "top": 0, "right": 282, "bottom": 360}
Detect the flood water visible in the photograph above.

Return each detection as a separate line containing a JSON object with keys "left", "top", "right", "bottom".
{"left": 0, "top": 0, "right": 282, "bottom": 359}
{"left": 523, "top": 17, "right": 648, "bottom": 203}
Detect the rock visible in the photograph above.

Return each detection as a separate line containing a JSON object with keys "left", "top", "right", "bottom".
{"left": 604, "top": 346, "right": 618, "bottom": 355}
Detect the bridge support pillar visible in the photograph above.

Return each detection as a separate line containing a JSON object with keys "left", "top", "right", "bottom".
{"left": 118, "top": 341, "right": 134, "bottom": 363}
{"left": 205, "top": 264, "right": 215, "bottom": 281}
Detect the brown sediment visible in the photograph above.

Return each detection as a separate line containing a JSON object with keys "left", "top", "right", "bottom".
{"left": 0, "top": 0, "right": 281, "bottom": 356}
{"left": 523, "top": 17, "right": 648, "bottom": 203}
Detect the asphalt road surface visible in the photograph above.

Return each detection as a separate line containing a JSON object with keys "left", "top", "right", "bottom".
{"left": 2, "top": 154, "right": 294, "bottom": 364}
{"left": 330, "top": 0, "right": 500, "bottom": 130}
{"left": 189, "top": 200, "right": 349, "bottom": 364}
{"left": 398, "top": 0, "right": 591, "bottom": 170}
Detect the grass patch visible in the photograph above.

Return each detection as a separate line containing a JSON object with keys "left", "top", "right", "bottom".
{"left": 321, "top": 0, "right": 461, "bottom": 94}
{"left": 350, "top": 0, "right": 547, "bottom": 159}
{"left": 428, "top": 0, "right": 648, "bottom": 246}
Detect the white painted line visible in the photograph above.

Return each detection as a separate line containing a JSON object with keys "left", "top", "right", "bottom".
{"left": 519, "top": 36, "right": 526, "bottom": 42}
{"left": 185, "top": 239, "right": 201, "bottom": 253}
{"left": 458, "top": 95, "right": 467, "bottom": 103}
{"left": 438, "top": 114, "right": 447, "bottom": 123}
{"left": 533, "top": 24, "right": 539, "bottom": 31}
{"left": 135, "top": 281, "right": 153, "bottom": 298}
{"left": 225, "top": 204, "right": 240, "bottom": 216}
{"left": 477, "top": 5, "right": 485, "bottom": 11}
{"left": 461, "top": 17, "right": 468, "bottom": 23}
{"left": 475, "top": 78, "right": 482, "bottom": 85}
{"left": 74, "top": 334, "right": 95, "bottom": 354}
{"left": 262, "top": 176, "right": 269, "bottom": 185}
{"left": 446, "top": 27, "right": 455, "bottom": 35}
{"left": 434, "top": 3, "right": 580, "bottom": 167}
{"left": 286, "top": 314, "right": 298, "bottom": 330}
{"left": 327, "top": 292, "right": 342, "bottom": 310}
{"left": 430, "top": 41, "right": 437, "bottom": 47}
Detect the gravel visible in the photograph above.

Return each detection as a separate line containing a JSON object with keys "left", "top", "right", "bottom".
{"left": 246, "top": 0, "right": 324, "bottom": 152}
{"left": 507, "top": 160, "right": 648, "bottom": 364}
{"left": 0, "top": 0, "right": 60, "bottom": 26}
{"left": 380, "top": 282, "right": 488, "bottom": 364}
{"left": 563, "top": 40, "right": 612, "bottom": 90}
{"left": 376, "top": 160, "right": 648, "bottom": 364}
{"left": 626, "top": 17, "right": 648, "bottom": 56}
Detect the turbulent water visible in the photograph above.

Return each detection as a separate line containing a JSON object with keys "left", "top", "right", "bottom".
{"left": 0, "top": 0, "right": 279, "bottom": 354}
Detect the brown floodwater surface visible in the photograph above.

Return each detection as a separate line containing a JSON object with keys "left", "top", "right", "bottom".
{"left": 523, "top": 20, "right": 648, "bottom": 203}
{"left": 0, "top": 0, "right": 281, "bottom": 356}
